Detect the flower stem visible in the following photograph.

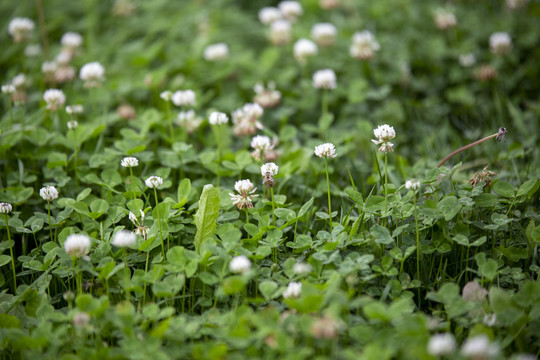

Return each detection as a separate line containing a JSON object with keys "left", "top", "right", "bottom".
{"left": 166, "top": 102, "right": 174, "bottom": 144}
{"left": 384, "top": 152, "right": 388, "bottom": 214}
{"left": 270, "top": 187, "right": 276, "bottom": 227}
{"left": 143, "top": 251, "right": 150, "bottom": 305}
{"left": 413, "top": 192, "right": 421, "bottom": 307}
{"left": 325, "top": 157, "right": 333, "bottom": 231}
{"left": 215, "top": 125, "right": 222, "bottom": 189}
{"left": 129, "top": 167, "right": 136, "bottom": 200}
{"left": 8, "top": 99, "right": 12, "bottom": 130}
{"left": 47, "top": 201, "right": 53, "bottom": 242}
{"left": 321, "top": 89, "right": 328, "bottom": 115}
{"left": 5, "top": 214, "right": 16, "bottom": 292}
{"left": 35, "top": 0, "right": 50, "bottom": 60}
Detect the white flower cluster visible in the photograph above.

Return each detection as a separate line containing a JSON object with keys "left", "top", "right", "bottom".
{"left": 311, "top": 23, "right": 337, "bottom": 47}
{"left": 372, "top": 124, "right": 396, "bottom": 152}
{"left": 121, "top": 157, "right": 139, "bottom": 168}
{"left": 294, "top": 38, "right": 318, "bottom": 63}
{"left": 490, "top": 32, "right": 512, "bottom": 55}
{"left": 293, "top": 262, "right": 312, "bottom": 275}
{"left": 0, "top": 202, "right": 13, "bottom": 214}
{"left": 160, "top": 91, "right": 173, "bottom": 101}
{"left": 80, "top": 62, "right": 105, "bottom": 87}
{"left": 9, "top": 17, "right": 35, "bottom": 42}
{"left": 65, "top": 234, "right": 91, "bottom": 258}
{"left": 314, "top": 143, "right": 337, "bottom": 158}
{"left": 176, "top": 110, "right": 203, "bottom": 133}
{"left": 250, "top": 135, "right": 277, "bottom": 161}
{"left": 209, "top": 111, "right": 229, "bottom": 125}
{"left": 40, "top": 185, "right": 59, "bottom": 201}
{"left": 204, "top": 43, "right": 229, "bottom": 61}
{"left": 459, "top": 53, "right": 476, "bottom": 67}
{"left": 283, "top": 282, "right": 302, "bottom": 299}
{"left": 145, "top": 176, "right": 163, "bottom": 189}
{"left": 253, "top": 82, "right": 281, "bottom": 108}
{"left": 313, "top": 69, "right": 337, "bottom": 90}
{"left": 229, "top": 179, "right": 258, "bottom": 210}
{"left": 172, "top": 90, "right": 196, "bottom": 107}
{"left": 129, "top": 210, "right": 149, "bottom": 239}
{"left": 1, "top": 84, "right": 16, "bottom": 95}
{"left": 67, "top": 120, "right": 78, "bottom": 130}
{"left": 427, "top": 333, "right": 456, "bottom": 356}
{"left": 506, "top": 0, "right": 529, "bottom": 9}
{"left": 61, "top": 32, "right": 83, "bottom": 51}
{"left": 232, "top": 103, "right": 264, "bottom": 136}
{"left": 461, "top": 335, "right": 499, "bottom": 359}
{"left": 112, "top": 230, "right": 136, "bottom": 248}
{"left": 229, "top": 255, "right": 251, "bottom": 274}
{"left": 405, "top": 179, "right": 420, "bottom": 191}
{"left": 261, "top": 162, "right": 279, "bottom": 176}
{"left": 350, "top": 31, "right": 380, "bottom": 60}
{"left": 43, "top": 89, "right": 66, "bottom": 111}
{"left": 66, "top": 105, "right": 84, "bottom": 115}
{"left": 434, "top": 8, "right": 457, "bottom": 30}
{"left": 278, "top": 1, "right": 302, "bottom": 22}
{"left": 258, "top": 2, "right": 302, "bottom": 45}
{"left": 269, "top": 20, "right": 292, "bottom": 45}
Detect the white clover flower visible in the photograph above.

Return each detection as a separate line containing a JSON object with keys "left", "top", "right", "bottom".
{"left": 232, "top": 103, "right": 264, "bottom": 136}
{"left": 80, "top": 62, "right": 105, "bottom": 87}
{"left": 372, "top": 124, "right": 396, "bottom": 152}
{"left": 160, "top": 90, "right": 172, "bottom": 101}
{"left": 171, "top": 90, "right": 196, "bottom": 107}
{"left": 229, "top": 255, "right": 251, "bottom": 274}
{"left": 283, "top": 281, "right": 302, "bottom": 299}
{"left": 483, "top": 314, "right": 497, "bottom": 327}
{"left": 269, "top": 20, "right": 292, "bottom": 45}
{"left": 250, "top": 135, "right": 275, "bottom": 161}
{"left": 9, "top": 17, "right": 35, "bottom": 42}
{"left": 0, "top": 202, "right": 13, "bottom": 214}
{"left": 129, "top": 211, "right": 138, "bottom": 225}
{"left": 112, "top": 230, "right": 136, "bottom": 248}
{"left": 40, "top": 185, "right": 59, "bottom": 201}
{"left": 490, "top": 32, "right": 512, "bottom": 55}
{"left": 55, "top": 65, "right": 76, "bottom": 83}
{"left": 350, "top": 31, "right": 380, "bottom": 60}
{"left": 427, "top": 333, "right": 456, "bottom": 356}
{"left": 461, "top": 335, "right": 499, "bottom": 359}
{"left": 73, "top": 312, "right": 91, "bottom": 329}
{"left": 314, "top": 143, "right": 337, "bottom": 158}
{"left": 253, "top": 81, "right": 281, "bottom": 108}
{"left": 176, "top": 110, "right": 203, "bottom": 133}
{"left": 261, "top": 162, "right": 279, "bottom": 176}
{"left": 405, "top": 179, "right": 420, "bottom": 191}
{"left": 1, "top": 84, "right": 16, "bottom": 95}
{"left": 61, "top": 32, "right": 83, "bottom": 49}
{"left": 229, "top": 179, "right": 258, "bottom": 210}
{"left": 66, "top": 104, "right": 84, "bottom": 114}
{"left": 56, "top": 50, "right": 73, "bottom": 66}
{"left": 42, "top": 61, "right": 58, "bottom": 74}
{"left": 459, "top": 53, "right": 476, "bottom": 67}
{"left": 320, "top": 0, "right": 340, "bottom": 9}
{"left": 67, "top": 120, "right": 78, "bottom": 130}
{"left": 259, "top": 7, "right": 281, "bottom": 25}
{"left": 506, "top": 0, "right": 529, "bottom": 9}
{"left": 293, "top": 262, "right": 312, "bottom": 275}
{"left": 278, "top": 1, "right": 303, "bottom": 22}
{"left": 25, "top": 44, "right": 41, "bottom": 57}
{"left": 12, "top": 74, "right": 27, "bottom": 89}
{"left": 313, "top": 69, "right": 337, "bottom": 89}
{"left": 209, "top": 111, "right": 229, "bottom": 125}
{"left": 145, "top": 176, "right": 163, "bottom": 189}
{"left": 434, "top": 8, "right": 457, "bottom": 30}
{"left": 311, "top": 23, "right": 337, "bottom": 47}
{"left": 294, "top": 38, "right": 318, "bottom": 63}
{"left": 121, "top": 156, "right": 139, "bottom": 168}
{"left": 64, "top": 234, "right": 91, "bottom": 257}
{"left": 204, "top": 43, "right": 229, "bottom": 61}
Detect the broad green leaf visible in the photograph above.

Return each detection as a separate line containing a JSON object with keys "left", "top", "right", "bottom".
{"left": 175, "top": 178, "right": 191, "bottom": 208}
{"left": 193, "top": 185, "right": 220, "bottom": 253}
{"left": 493, "top": 181, "right": 516, "bottom": 198}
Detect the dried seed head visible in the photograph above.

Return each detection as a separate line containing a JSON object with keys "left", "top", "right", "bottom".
{"left": 496, "top": 127, "right": 507, "bottom": 142}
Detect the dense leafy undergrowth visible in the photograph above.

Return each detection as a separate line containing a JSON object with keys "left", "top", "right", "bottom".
{"left": 1, "top": 0, "right": 540, "bottom": 359}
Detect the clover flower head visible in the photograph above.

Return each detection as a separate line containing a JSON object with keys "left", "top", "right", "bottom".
{"left": 313, "top": 69, "right": 336, "bottom": 89}
{"left": 9, "top": 17, "right": 35, "bottom": 42}
{"left": 61, "top": 32, "right": 83, "bottom": 50}
{"left": 204, "top": 43, "right": 229, "bottom": 61}
{"left": 209, "top": 111, "right": 229, "bottom": 125}
{"left": 40, "top": 185, "right": 59, "bottom": 201}
{"left": 160, "top": 90, "right": 172, "bottom": 101}
{"left": 269, "top": 20, "right": 291, "bottom": 45}
{"left": 67, "top": 120, "right": 79, "bottom": 130}
{"left": 461, "top": 335, "right": 499, "bottom": 359}
{"left": 25, "top": 44, "right": 42, "bottom": 57}
{"left": 259, "top": 7, "right": 282, "bottom": 24}
{"left": 405, "top": 179, "right": 420, "bottom": 191}
{"left": 12, "top": 74, "right": 28, "bottom": 89}
{"left": 293, "top": 262, "right": 312, "bottom": 275}
{"left": 253, "top": 81, "right": 281, "bottom": 108}
{"left": 483, "top": 313, "right": 497, "bottom": 327}
{"left": 64, "top": 234, "right": 91, "bottom": 257}
{"left": 66, "top": 104, "right": 84, "bottom": 114}
{"left": 311, "top": 23, "right": 337, "bottom": 46}
{"left": 229, "top": 255, "right": 251, "bottom": 274}
{"left": 80, "top": 62, "right": 105, "bottom": 87}
{"left": 42, "top": 61, "right": 58, "bottom": 75}
{"left": 121, "top": 156, "right": 138, "bottom": 168}
{"left": 434, "top": 8, "right": 457, "bottom": 30}
{"left": 506, "top": 0, "right": 529, "bottom": 9}
{"left": 283, "top": 282, "right": 302, "bottom": 299}
{"left": 43, "top": 89, "right": 66, "bottom": 111}
{"left": 314, "top": 143, "right": 337, "bottom": 158}
{"left": 232, "top": 103, "right": 264, "bottom": 136}
{"left": 490, "top": 32, "right": 512, "bottom": 55}
{"left": 261, "top": 162, "right": 279, "bottom": 176}
{"left": 350, "top": 30, "right": 380, "bottom": 60}
{"left": 112, "top": 230, "right": 136, "bottom": 248}
{"left": 73, "top": 312, "right": 91, "bottom": 329}
{"left": 229, "top": 179, "right": 258, "bottom": 210}
{"left": 320, "top": 0, "right": 340, "bottom": 9}
{"left": 427, "top": 333, "right": 456, "bottom": 356}
{"left": 459, "top": 53, "right": 476, "bottom": 67}
{"left": 145, "top": 176, "right": 163, "bottom": 189}
{"left": 250, "top": 135, "right": 274, "bottom": 161}
{"left": 176, "top": 110, "right": 203, "bottom": 133}
{"left": 0, "top": 203, "right": 13, "bottom": 214}
{"left": 278, "top": 1, "right": 303, "bottom": 22}
{"left": 294, "top": 38, "right": 318, "bottom": 63}
{"left": 1, "top": 84, "right": 16, "bottom": 95}
{"left": 372, "top": 124, "right": 396, "bottom": 152}
{"left": 172, "top": 90, "right": 196, "bottom": 107}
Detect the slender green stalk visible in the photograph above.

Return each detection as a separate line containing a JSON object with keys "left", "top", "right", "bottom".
{"left": 321, "top": 89, "right": 328, "bottom": 115}
{"left": 413, "top": 193, "right": 421, "bottom": 307}
{"left": 270, "top": 187, "right": 276, "bottom": 227}
{"left": 244, "top": 208, "right": 249, "bottom": 225}
{"left": 384, "top": 152, "right": 388, "bottom": 214}
{"left": 8, "top": 98, "right": 12, "bottom": 130}
{"left": 153, "top": 188, "right": 165, "bottom": 259}
{"left": 324, "top": 157, "right": 333, "bottom": 231}
{"left": 47, "top": 201, "right": 53, "bottom": 242}
{"left": 142, "top": 251, "right": 150, "bottom": 305}
{"left": 123, "top": 248, "right": 130, "bottom": 301}
{"left": 166, "top": 102, "right": 174, "bottom": 144}
{"left": 214, "top": 125, "right": 222, "bottom": 188}
{"left": 5, "top": 214, "right": 16, "bottom": 292}
{"left": 129, "top": 167, "right": 136, "bottom": 200}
